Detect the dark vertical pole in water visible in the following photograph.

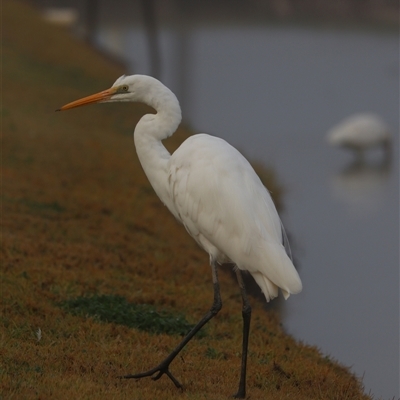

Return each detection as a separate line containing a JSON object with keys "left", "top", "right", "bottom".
{"left": 141, "top": 0, "right": 161, "bottom": 79}
{"left": 174, "top": 0, "right": 191, "bottom": 116}
{"left": 85, "top": 0, "right": 99, "bottom": 45}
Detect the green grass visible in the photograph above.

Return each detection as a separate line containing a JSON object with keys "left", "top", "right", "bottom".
{"left": 60, "top": 294, "right": 205, "bottom": 336}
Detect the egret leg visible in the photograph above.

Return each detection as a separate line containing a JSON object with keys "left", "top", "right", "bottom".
{"left": 122, "top": 260, "right": 222, "bottom": 389}
{"left": 233, "top": 269, "right": 251, "bottom": 399}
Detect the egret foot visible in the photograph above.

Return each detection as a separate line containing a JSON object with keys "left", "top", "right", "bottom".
{"left": 122, "top": 361, "right": 183, "bottom": 389}
{"left": 121, "top": 263, "right": 222, "bottom": 391}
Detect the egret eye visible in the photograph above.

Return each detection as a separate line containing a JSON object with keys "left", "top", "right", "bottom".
{"left": 117, "top": 85, "right": 129, "bottom": 93}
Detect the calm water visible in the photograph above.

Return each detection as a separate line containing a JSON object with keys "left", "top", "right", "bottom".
{"left": 94, "top": 15, "right": 399, "bottom": 399}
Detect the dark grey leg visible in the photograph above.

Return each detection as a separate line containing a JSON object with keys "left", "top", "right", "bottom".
{"left": 233, "top": 269, "right": 251, "bottom": 399}
{"left": 122, "top": 259, "right": 222, "bottom": 389}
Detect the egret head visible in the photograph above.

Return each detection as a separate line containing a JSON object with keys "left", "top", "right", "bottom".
{"left": 57, "top": 74, "right": 161, "bottom": 111}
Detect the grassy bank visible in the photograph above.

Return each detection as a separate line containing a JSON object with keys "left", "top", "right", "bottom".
{"left": 1, "top": 1, "right": 371, "bottom": 399}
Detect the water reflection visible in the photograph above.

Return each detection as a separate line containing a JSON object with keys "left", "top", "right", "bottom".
{"left": 331, "top": 157, "right": 392, "bottom": 217}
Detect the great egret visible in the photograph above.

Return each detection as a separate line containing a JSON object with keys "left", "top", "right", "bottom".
{"left": 327, "top": 113, "right": 391, "bottom": 159}
{"left": 58, "top": 74, "right": 302, "bottom": 398}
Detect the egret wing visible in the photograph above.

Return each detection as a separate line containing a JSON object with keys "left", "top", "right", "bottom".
{"left": 168, "top": 134, "right": 301, "bottom": 300}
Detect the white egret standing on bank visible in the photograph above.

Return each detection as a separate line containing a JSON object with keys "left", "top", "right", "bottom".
{"left": 58, "top": 74, "right": 302, "bottom": 398}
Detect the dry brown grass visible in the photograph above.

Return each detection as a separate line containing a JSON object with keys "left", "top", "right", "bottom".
{"left": 1, "top": 1, "right": 372, "bottom": 399}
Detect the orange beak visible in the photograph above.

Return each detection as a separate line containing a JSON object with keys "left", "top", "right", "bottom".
{"left": 57, "top": 87, "right": 117, "bottom": 111}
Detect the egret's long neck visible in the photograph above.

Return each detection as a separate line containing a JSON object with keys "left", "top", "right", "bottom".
{"left": 133, "top": 85, "right": 182, "bottom": 206}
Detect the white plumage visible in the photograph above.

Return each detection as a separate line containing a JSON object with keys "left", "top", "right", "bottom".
{"left": 169, "top": 134, "right": 301, "bottom": 301}
{"left": 124, "top": 75, "right": 302, "bottom": 302}
{"left": 327, "top": 113, "right": 391, "bottom": 155}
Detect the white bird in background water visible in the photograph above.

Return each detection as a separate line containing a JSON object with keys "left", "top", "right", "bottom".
{"left": 58, "top": 74, "right": 302, "bottom": 398}
{"left": 327, "top": 113, "right": 391, "bottom": 159}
